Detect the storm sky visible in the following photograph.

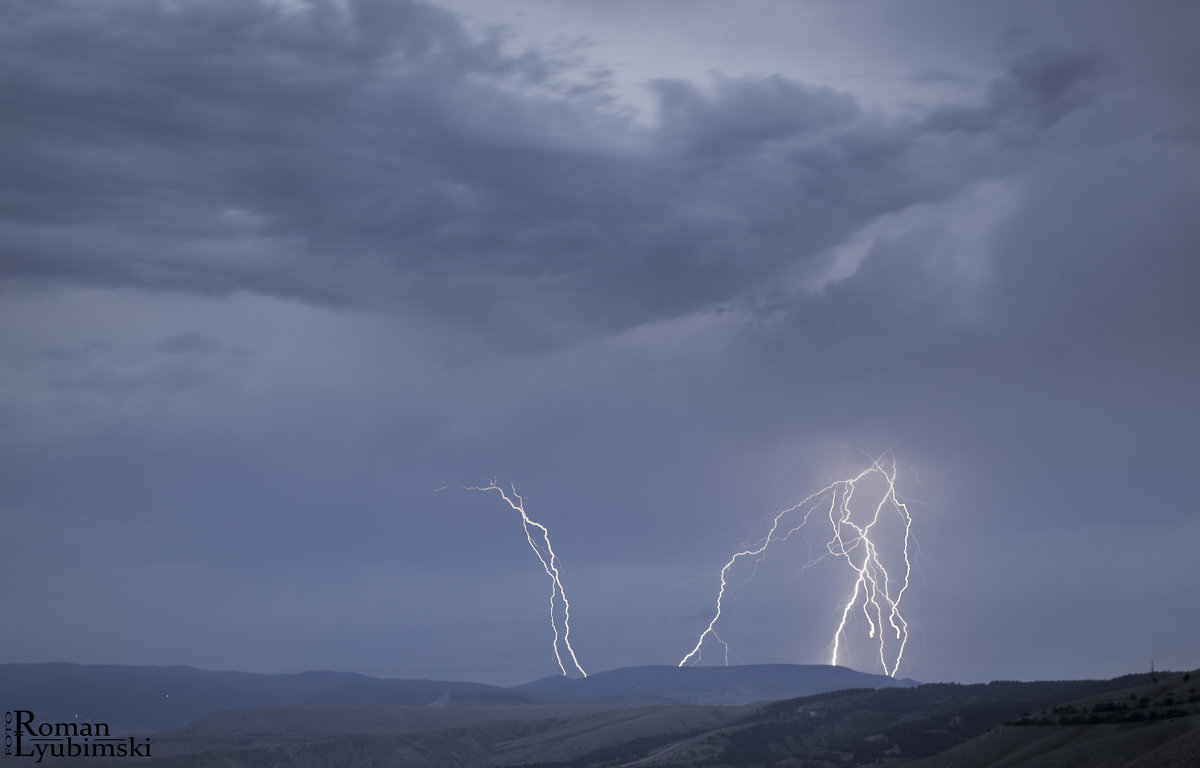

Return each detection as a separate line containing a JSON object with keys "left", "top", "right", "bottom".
{"left": 2, "top": 0, "right": 1198, "bottom": 686}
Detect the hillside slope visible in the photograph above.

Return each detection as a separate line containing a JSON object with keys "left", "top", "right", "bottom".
{"left": 0, "top": 661, "right": 910, "bottom": 733}
{"left": 514, "top": 663, "right": 915, "bottom": 705}
{"left": 905, "top": 670, "right": 1200, "bottom": 768}
{"left": 15, "top": 663, "right": 1199, "bottom": 768}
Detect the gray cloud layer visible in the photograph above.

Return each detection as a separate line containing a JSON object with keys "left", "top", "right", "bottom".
{"left": 3, "top": 0, "right": 1148, "bottom": 343}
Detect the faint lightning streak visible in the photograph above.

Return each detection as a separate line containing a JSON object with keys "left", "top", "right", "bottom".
{"left": 678, "top": 484, "right": 839, "bottom": 668}
{"left": 681, "top": 453, "right": 915, "bottom": 677}
{"left": 466, "top": 481, "right": 587, "bottom": 678}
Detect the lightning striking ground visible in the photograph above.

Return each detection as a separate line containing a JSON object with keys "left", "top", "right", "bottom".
{"left": 680, "top": 454, "right": 914, "bottom": 677}
{"left": 467, "top": 481, "right": 587, "bottom": 678}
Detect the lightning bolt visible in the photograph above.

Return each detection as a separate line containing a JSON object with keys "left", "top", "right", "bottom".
{"left": 466, "top": 481, "right": 587, "bottom": 678}
{"left": 680, "top": 453, "right": 914, "bottom": 677}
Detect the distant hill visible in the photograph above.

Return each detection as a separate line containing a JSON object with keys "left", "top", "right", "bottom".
{"left": 22, "top": 670, "right": 1191, "bottom": 768}
{"left": 0, "top": 662, "right": 522, "bottom": 732}
{"left": 8, "top": 663, "right": 1197, "bottom": 768}
{"left": 513, "top": 663, "right": 916, "bottom": 704}
{"left": 0, "top": 662, "right": 913, "bottom": 734}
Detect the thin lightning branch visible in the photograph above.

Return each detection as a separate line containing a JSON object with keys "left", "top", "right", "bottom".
{"left": 680, "top": 453, "right": 915, "bottom": 677}
{"left": 466, "top": 481, "right": 587, "bottom": 678}
{"left": 679, "top": 484, "right": 837, "bottom": 668}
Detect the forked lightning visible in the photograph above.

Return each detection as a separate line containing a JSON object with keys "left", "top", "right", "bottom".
{"left": 680, "top": 453, "right": 914, "bottom": 676}
{"left": 467, "top": 481, "right": 587, "bottom": 678}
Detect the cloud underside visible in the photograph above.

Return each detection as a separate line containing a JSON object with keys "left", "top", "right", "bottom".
{"left": 7, "top": 0, "right": 1192, "bottom": 353}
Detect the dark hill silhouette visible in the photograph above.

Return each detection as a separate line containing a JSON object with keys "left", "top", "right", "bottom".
{"left": 0, "top": 662, "right": 914, "bottom": 734}
{"left": 0, "top": 662, "right": 518, "bottom": 732}
{"left": 7, "top": 664, "right": 1194, "bottom": 768}
{"left": 514, "top": 663, "right": 916, "bottom": 704}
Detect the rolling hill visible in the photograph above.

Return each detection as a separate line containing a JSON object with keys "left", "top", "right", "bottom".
{"left": 0, "top": 662, "right": 522, "bottom": 732}
{"left": 10, "top": 662, "right": 1197, "bottom": 767}
{"left": 0, "top": 661, "right": 913, "bottom": 733}
{"left": 514, "top": 663, "right": 916, "bottom": 705}
{"left": 904, "top": 669, "right": 1200, "bottom": 768}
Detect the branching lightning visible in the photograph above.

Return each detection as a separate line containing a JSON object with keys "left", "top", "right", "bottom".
{"left": 466, "top": 481, "right": 587, "bottom": 678}
{"left": 680, "top": 453, "right": 914, "bottom": 677}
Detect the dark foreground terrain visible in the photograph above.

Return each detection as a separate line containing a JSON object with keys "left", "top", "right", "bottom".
{"left": 6, "top": 664, "right": 1198, "bottom": 767}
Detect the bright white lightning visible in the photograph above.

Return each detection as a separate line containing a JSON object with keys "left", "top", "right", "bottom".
{"left": 466, "top": 481, "right": 587, "bottom": 678}
{"left": 680, "top": 454, "right": 914, "bottom": 677}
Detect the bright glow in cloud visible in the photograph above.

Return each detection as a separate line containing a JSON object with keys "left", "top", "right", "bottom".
{"left": 681, "top": 453, "right": 913, "bottom": 677}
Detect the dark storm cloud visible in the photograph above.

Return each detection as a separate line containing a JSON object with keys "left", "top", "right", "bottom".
{"left": 757, "top": 37, "right": 1199, "bottom": 373}
{"left": 990, "top": 151, "right": 1200, "bottom": 351}
{"left": 924, "top": 49, "right": 1112, "bottom": 138}
{"left": 0, "top": 0, "right": 1122, "bottom": 342}
{"left": 649, "top": 75, "right": 857, "bottom": 156}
